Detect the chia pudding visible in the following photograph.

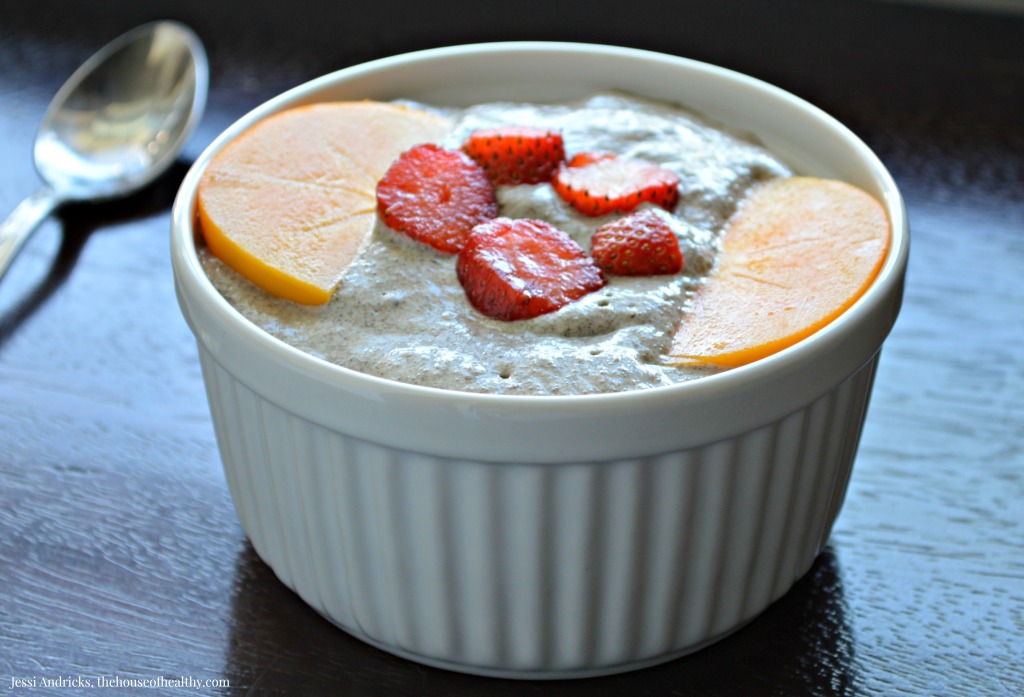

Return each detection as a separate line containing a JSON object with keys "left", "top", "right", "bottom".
{"left": 199, "top": 94, "right": 792, "bottom": 395}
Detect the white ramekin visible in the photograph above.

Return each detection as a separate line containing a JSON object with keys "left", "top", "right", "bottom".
{"left": 171, "top": 42, "right": 908, "bottom": 679}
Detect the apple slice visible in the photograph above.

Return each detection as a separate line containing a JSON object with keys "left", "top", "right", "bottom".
{"left": 668, "top": 176, "right": 891, "bottom": 368}
{"left": 197, "top": 101, "right": 453, "bottom": 305}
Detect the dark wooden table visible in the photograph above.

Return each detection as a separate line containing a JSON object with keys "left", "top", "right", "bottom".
{"left": 2, "top": 1, "right": 1021, "bottom": 694}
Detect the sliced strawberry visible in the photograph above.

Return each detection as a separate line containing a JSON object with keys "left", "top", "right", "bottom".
{"left": 591, "top": 208, "right": 684, "bottom": 276}
{"left": 567, "top": 151, "right": 617, "bottom": 168}
{"left": 552, "top": 156, "right": 680, "bottom": 217}
{"left": 457, "top": 218, "right": 606, "bottom": 321}
{"left": 461, "top": 126, "right": 566, "bottom": 185}
{"left": 376, "top": 144, "right": 499, "bottom": 254}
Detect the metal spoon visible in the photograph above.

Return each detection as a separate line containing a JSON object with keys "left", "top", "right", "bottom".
{"left": 0, "top": 21, "right": 208, "bottom": 281}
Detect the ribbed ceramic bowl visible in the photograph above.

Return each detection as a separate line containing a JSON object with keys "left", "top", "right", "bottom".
{"left": 171, "top": 42, "right": 908, "bottom": 679}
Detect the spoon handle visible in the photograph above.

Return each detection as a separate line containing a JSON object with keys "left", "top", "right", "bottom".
{"left": 0, "top": 187, "right": 62, "bottom": 281}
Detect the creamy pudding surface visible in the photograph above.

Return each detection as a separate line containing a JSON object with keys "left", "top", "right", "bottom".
{"left": 199, "top": 94, "right": 792, "bottom": 395}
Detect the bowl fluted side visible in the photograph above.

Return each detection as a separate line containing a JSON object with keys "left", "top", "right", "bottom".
{"left": 198, "top": 346, "right": 876, "bottom": 678}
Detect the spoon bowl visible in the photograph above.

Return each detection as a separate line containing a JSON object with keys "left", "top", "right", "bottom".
{"left": 0, "top": 21, "right": 207, "bottom": 280}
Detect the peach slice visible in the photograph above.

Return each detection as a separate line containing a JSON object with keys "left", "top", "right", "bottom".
{"left": 668, "top": 176, "right": 891, "bottom": 368}
{"left": 197, "top": 101, "right": 453, "bottom": 305}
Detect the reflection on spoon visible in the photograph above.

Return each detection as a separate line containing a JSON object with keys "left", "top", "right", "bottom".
{"left": 0, "top": 21, "right": 208, "bottom": 281}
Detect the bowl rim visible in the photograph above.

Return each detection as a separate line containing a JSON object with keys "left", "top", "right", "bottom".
{"left": 171, "top": 41, "right": 908, "bottom": 452}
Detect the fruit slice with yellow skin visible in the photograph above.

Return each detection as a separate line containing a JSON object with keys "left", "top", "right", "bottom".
{"left": 668, "top": 176, "right": 891, "bottom": 368}
{"left": 197, "top": 101, "right": 453, "bottom": 305}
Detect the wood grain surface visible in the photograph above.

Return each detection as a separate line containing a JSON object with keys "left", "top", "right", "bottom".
{"left": 1, "top": 1, "right": 1021, "bottom": 694}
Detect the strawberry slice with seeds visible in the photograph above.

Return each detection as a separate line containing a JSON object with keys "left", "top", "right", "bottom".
{"left": 462, "top": 126, "right": 566, "bottom": 185}
{"left": 591, "top": 208, "right": 684, "bottom": 276}
{"left": 457, "top": 218, "right": 606, "bottom": 321}
{"left": 552, "top": 155, "right": 680, "bottom": 217}
{"left": 376, "top": 144, "right": 499, "bottom": 253}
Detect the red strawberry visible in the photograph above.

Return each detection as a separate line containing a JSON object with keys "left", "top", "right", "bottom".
{"left": 591, "top": 208, "right": 684, "bottom": 276}
{"left": 567, "top": 151, "right": 617, "bottom": 168}
{"left": 552, "top": 155, "right": 680, "bottom": 217}
{"left": 457, "top": 218, "right": 606, "bottom": 321}
{"left": 461, "top": 126, "right": 566, "bottom": 185}
{"left": 376, "top": 144, "right": 499, "bottom": 254}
